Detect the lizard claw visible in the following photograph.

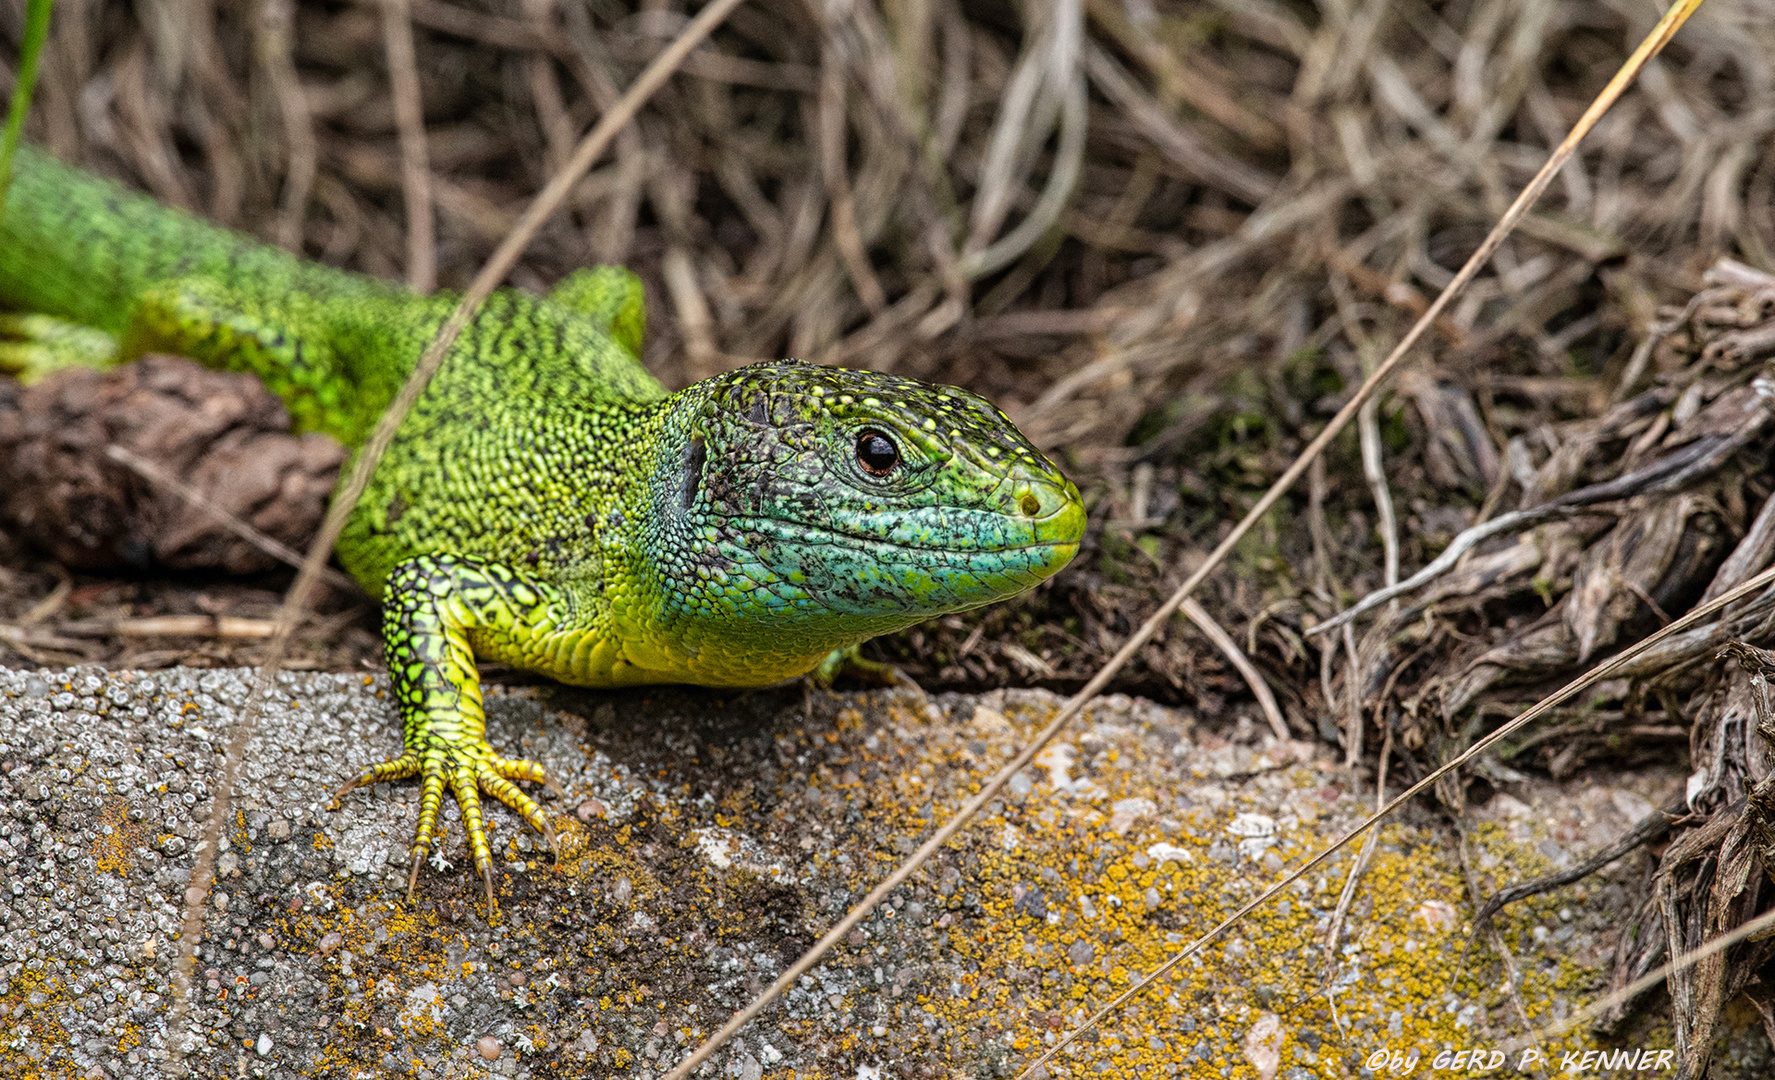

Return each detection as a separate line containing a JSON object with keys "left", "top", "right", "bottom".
{"left": 338, "top": 738, "right": 557, "bottom": 910}
{"left": 407, "top": 848, "right": 427, "bottom": 902}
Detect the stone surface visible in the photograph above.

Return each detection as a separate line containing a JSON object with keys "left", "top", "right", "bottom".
{"left": 0, "top": 665, "right": 1747, "bottom": 1078}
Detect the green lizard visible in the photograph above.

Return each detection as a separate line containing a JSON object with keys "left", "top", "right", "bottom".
{"left": 0, "top": 146, "right": 1085, "bottom": 903}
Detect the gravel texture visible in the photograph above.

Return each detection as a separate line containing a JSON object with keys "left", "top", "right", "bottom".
{"left": 0, "top": 665, "right": 1742, "bottom": 1079}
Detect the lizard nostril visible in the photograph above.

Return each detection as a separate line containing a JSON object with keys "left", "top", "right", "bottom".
{"left": 1019, "top": 493, "right": 1042, "bottom": 517}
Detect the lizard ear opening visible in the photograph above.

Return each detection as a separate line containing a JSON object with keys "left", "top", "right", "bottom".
{"left": 680, "top": 435, "right": 706, "bottom": 509}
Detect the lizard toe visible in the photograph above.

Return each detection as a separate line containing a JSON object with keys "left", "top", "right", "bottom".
{"left": 445, "top": 766, "right": 499, "bottom": 907}
{"left": 407, "top": 847, "right": 428, "bottom": 901}
{"left": 404, "top": 769, "right": 450, "bottom": 898}
{"left": 0, "top": 313, "right": 120, "bottom": 383}
{"left": 336, "top": 750, "right": 423, "bottom": 797}
{"left": 478, "top": 768, "right": 558, "bottom": 861}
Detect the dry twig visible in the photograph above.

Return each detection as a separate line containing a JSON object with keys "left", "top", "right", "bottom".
{"left": 379, "top": 0, "right": 436, "bottom": 292}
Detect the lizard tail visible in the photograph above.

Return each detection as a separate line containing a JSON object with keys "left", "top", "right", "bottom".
{"left": 0, "top": 145, "right": 391, "bottom": 335}
{"left": 0, "top": 144, "right": 406, "bottom": 440}
{"left": 0, "top": 145, "right": 400, "bottom": 336}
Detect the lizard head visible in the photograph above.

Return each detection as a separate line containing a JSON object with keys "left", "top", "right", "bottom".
{"left": 641, "top": 360, "right": 1084, "bottom": 670}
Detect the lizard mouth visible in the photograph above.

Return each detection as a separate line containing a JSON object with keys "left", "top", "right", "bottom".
{"left": 725, "top": 515, "right": 1081, "bottom": 605}
{"left": 727, "top": 475, "right": 1087, "bottom": 559}
{"left": 729, "top": 515, "right": 1082, "bottom": 558}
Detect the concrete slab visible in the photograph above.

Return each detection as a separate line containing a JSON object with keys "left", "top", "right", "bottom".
{"left": 0, "top": 666, "right": 1725, "bottom": 1078}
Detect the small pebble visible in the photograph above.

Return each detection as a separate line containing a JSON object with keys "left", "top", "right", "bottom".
{"left": 477, "top": 1036, "right": 501, "bottom": 1060}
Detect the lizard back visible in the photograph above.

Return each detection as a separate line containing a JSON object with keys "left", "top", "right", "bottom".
{"left": 0, "top": 146, "right": 670, "bottom": 597}
{"left": 0, "top": 146, "right": 664, "bottom": 440}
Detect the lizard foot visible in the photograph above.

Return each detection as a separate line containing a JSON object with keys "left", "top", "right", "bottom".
{"left": 338, "top": 739, "right": 562, "bottom": 911}
{"left": 0, "top": 313, "right": 119, "bottom": 383}
{"left": 811, "top": 644, "right": 908, "bottom": 688}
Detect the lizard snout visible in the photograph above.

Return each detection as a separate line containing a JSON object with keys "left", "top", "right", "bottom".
{"left": 1007, "top": 473, "right": 1086, "bottom": 553}
{"left": 988, "top": 471, "right": 1084, "bottom": 585}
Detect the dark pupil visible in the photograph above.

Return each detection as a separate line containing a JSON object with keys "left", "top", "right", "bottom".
{"left": 857, "top": 431, "right": 899, "bottom": 475}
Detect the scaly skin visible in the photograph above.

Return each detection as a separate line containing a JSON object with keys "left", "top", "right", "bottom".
{"left": 0, "top": 146, "right": 1086, "bottom": 905}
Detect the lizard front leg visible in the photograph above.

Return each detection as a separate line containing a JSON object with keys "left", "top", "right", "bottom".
{"left": 339, "top": 553, "right": 570, "bottom": 908}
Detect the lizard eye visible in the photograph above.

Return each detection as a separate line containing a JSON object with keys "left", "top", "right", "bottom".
{"left": 856, "top": 429, "right": 899, "bottom": 476}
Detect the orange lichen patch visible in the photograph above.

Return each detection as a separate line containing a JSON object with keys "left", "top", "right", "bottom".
{"left": 0, "top": 968, "right": 78, "bottom": 1080}
{"left": 551, "top": 821, "right": 655, "bottom": 896}
{"left": 737, "top": 691, "right": 1632, "bottom": 1079}
{"left": 91, "top": 795, "right": 145, "bottom": 875}
{"left": 276, "top": 886, "right": 473, "bottom": 1078}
